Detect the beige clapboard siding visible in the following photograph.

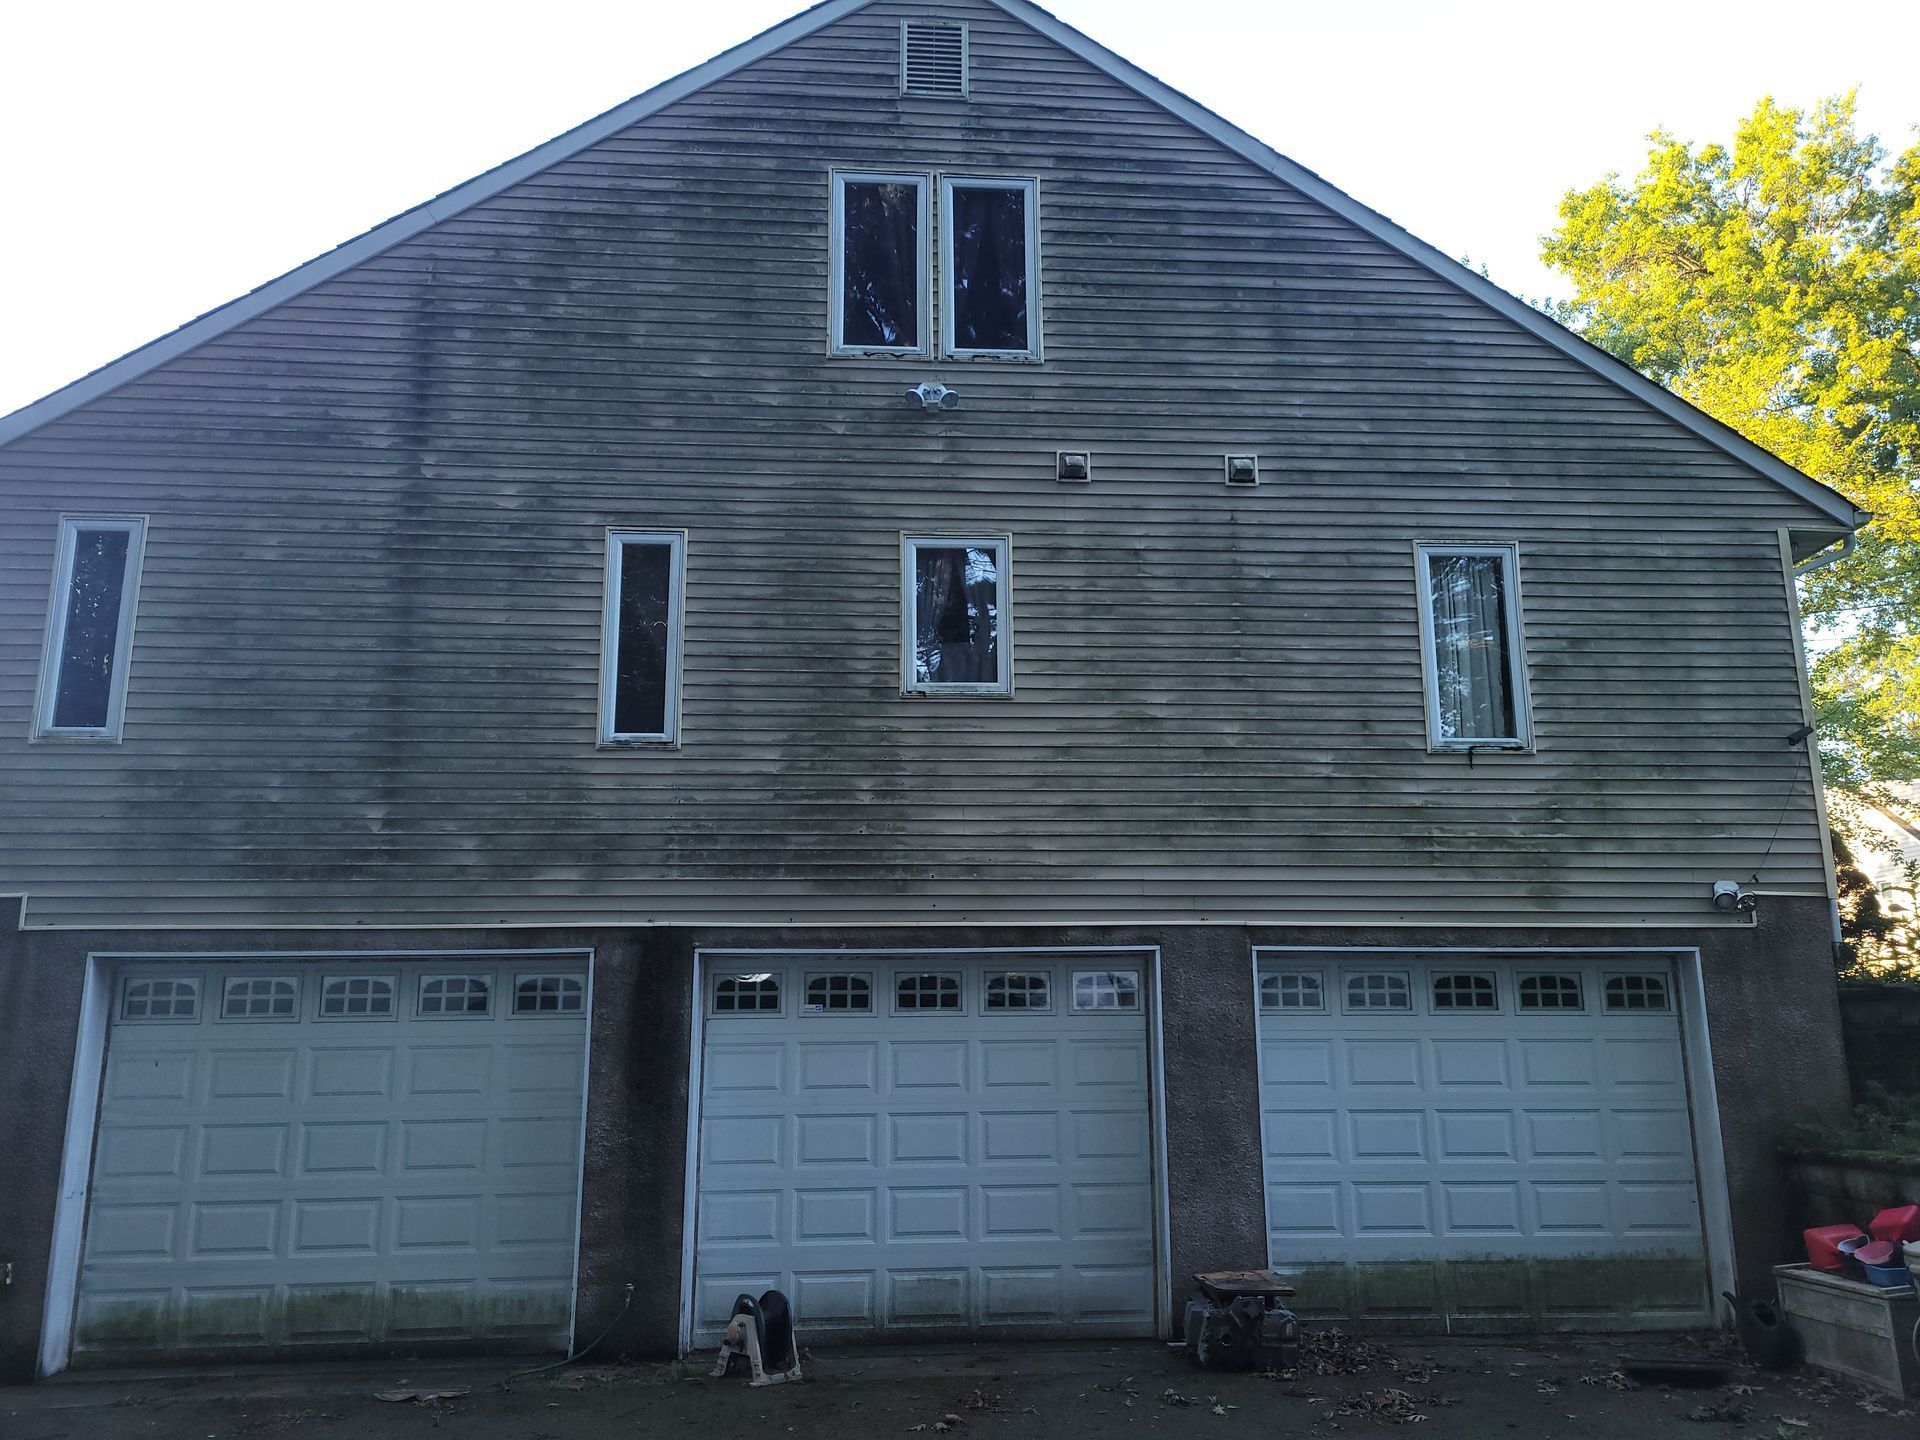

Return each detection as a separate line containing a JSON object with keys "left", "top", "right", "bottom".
{"left": 0, "top": 0, "right": 1838, "bottom": 928}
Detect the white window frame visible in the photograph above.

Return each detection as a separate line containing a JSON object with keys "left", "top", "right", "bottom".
{"left": 939, "top": 175, "right": 1041, "bottom": 360}
{"left": 1259, "top": 969, "right": 1327, "bottom": 1014}
{"left": 802, "top": 970, "right": 876, "bottom": 1015}
{"left": 598, "top": 529, "right": 686, "bottom": 746}
{"left": 901, "top": 534, "right": 1012, "bottom": 696}
{"left": 828, "top": 171, "right": 932, "bottom": 357}
{"left": 1341, "top": 969, "right": 1413, "bottom": 1015}
{"left": 316, "top": 973, "right": 400, "bottom": 1021}
{"left": 983, "top": 969, "right": 1053, "bottom": 1013}
{"left": 891, "top": 969, "right": 965, "bottom": 1015}
{"left": 1428, "top": 970, "right": 1501, "bottom": 1014}
{"left": 416, "top": 973, "right": 493, "bottom": 1019}
{"left": 1517, "top": 972, "right": 1585, "bottom": 1013}
{"left": 1413, "top": 541, "right": 1532, "bottom": 752}
{"left": 34, "top": 515, "right": 148, "bottom": 741}
{"left": 711, "top": 971, "right": 783, "bottom": 1018}
{"left": 216, "top": 974, "right": 302, "bottom": 1024}
{"left": 512, "top": 972, "right": 587, "bottom": 1016}
{"left": 118, "top": 974, "right": 202, "bottom": 1024}
{"left": 1071, "top": 969, "right": 1142, "bottom": 1013}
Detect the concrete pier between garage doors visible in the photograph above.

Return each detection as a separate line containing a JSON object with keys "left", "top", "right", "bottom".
{"left": 0, "top": 907, "right": 1849, "bottom": 1383}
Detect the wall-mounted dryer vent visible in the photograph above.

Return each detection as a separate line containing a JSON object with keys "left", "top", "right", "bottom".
{"left": 1224, "top": 454, "right": 1260, "bottom": 486}
{"left": 902, "top": 21, "right": 968, "bottom": 97}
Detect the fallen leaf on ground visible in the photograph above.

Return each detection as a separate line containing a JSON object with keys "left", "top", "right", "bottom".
{"left": 373, "top": 1389, "right": 469, "bottom": 1404}
{"left": 1685, "top": 1399, "right": 1748, "bottom": 1424}
{"left": 1332, "top": 1389, "right": 1428, "bottom": 1424}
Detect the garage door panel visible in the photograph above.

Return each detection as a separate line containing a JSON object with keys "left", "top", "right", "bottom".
{"left": 888, "top": 1185, "right": 967, "bottom": 1240}
{"left": 406, "top": 1047, "right": 492, "bottom": 1098}
{"left": 1259, "top": 954, "right": 1710, "bottom": 1331}
{"left": 207, "top": 1050, "right": 297, "bottom": 1102}
{"left": 307, "top": 1048, "right": 394, "bottom": 1100}
{"left": 890, "top": 1041, "right": 967, "bottom": 1090}
{"left": 96, "top": 1123, "right": 189, "bottom": 1180}
{"left": 105, "top": 1052, "right": 194, "bottom": 1104}
{"left": 693, "top": 953, "right": 1157, "bottom": 1344}
{"left": 799, "top": 1042, "right": 880, "bottom": 1092}
{"left": 890, "top": 1111, "right": 968, "bottom": 1164}
{"left": 77, "top": 958, "right": 588, "bottom": 1360}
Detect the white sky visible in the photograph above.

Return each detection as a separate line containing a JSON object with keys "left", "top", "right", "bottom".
{"left": 3, "top": 0, "right": 1916, "bottom": 418}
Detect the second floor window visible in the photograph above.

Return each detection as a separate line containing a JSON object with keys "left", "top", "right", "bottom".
{"left": 942, "top": 177, "right": 1038, "bottom": 357}
{"left": 1415, "top": 542, "right": 1531, "bottom": 750}
{"left": 831, "top": 172, "right": 929, "bottom": 355}
{"left": 599, "top": 530, "right": 685, "bottom": 744}
{"left": 36, "top": 515, "right": 146, "bottom": 740}
{"left": 903, "top": 535, "right": 1010, "bottom": 695}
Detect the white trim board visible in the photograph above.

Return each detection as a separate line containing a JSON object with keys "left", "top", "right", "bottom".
{"left": 0, "top": 0, "right": 1867, "bottom": 534}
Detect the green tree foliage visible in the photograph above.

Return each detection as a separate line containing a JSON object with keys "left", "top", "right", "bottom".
{"left": 1541, "top": 95, "right": 1920, "bottom": 792}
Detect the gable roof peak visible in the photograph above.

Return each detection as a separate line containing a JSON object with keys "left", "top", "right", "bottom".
{"left": 0, "top": 0, "right": 1869, "bottom": 534}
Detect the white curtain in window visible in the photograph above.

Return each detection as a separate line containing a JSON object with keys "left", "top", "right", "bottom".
{"left": 1428, "top": 552, "right": 1514, "bottom": 740}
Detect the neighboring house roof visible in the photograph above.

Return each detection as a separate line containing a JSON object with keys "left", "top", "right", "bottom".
{"left": 0, "top": 0, "right": 1871, "bottom": 536}
{"left": 1850, "top": 784, "right": 1920, "bottom": 900}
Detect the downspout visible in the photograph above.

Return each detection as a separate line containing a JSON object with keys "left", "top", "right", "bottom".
{"left": 1783, "top": 528, "right": 1858, "bottom": 945}
{"left": 1793, "top": 532, "right": 1857, "bottom": 576}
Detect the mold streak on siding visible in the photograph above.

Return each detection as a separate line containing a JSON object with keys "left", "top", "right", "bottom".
{"left": 0, "top": 0, "right": 1833, "bottom": 929}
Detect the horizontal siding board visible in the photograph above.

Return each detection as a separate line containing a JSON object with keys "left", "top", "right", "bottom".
{"left": 0, "top": 0, "right": 1834, "bottom": 929}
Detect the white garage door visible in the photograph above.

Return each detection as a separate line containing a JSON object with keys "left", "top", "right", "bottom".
{"left": 692, "top": 952, "right": 1159, "bottom": 1344}
{"left": 75, "top": 956, "right": 589, "bottom": 1358}
{"left": 1257, "top": 953, "right": 1712, "bottom": 1331}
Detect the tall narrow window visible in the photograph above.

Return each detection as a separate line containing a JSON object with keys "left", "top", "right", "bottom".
{"left": 941, "top": 177, "right": 1039, "bottom": 358}
{"left": 36, "top": 516, "right": 146, "bottom": 739}
{"left": 831, "top": 173, "right": 928, "bottom": 355}
{"left": 599, "top": 530, "right": 685, "bottom": 744}
{"left": 903, "top": 536, "right": 1010, "bottom": 694}
{"left": 1415, "top": 543, "right": 1530, "bottom": 750}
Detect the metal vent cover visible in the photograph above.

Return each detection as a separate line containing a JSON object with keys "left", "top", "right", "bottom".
{"left": 901, "top": 20, "right": 968, "bottom": 97}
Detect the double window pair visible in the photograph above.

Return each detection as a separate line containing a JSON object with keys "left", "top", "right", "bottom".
{"left": 600, "top": 531, "right": 1010, "bottom": 745}
{"left": 830, "top": 173, "right": 1039, "bottom": 358}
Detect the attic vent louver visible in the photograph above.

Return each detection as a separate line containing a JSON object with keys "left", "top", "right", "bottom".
{"left": 901, "top": 20, "right": 968, "bottom": 97}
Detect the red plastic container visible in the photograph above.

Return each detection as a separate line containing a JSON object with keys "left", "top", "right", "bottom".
{"left": 1868, "top": 1205, "right": 1920, "bottom": 1244}
{"left": 1805, "top": 1224, "right": 1868, "bottom": 1271}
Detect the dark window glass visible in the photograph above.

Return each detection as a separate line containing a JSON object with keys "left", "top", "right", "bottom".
{"left": 841, "top": 181, "right": 920, "bottom": 349}
{"left": 53, "top": 527, "right": 131, "bottom": 729}
{"left": 913, "top": 545, "right": 1000, "bottom": 687}
{"left": 614, "top": 541, "right": 673, "bottom": 736}
{"left": 950, "top": 185, "right": 1029, "bottom": 351}
{"left": 1426, "top": 552, "right": 1517, "bottom": 742}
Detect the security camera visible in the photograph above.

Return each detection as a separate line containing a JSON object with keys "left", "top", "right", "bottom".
{"left": 906, "top": 382, "right": 960, "bottom": 412}
{"left": 1712, "top": 880, "right": 1758, "bottom": 914}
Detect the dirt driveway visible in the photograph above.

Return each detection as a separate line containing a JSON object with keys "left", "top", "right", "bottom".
{"left": 6, "top": 1333, "right": 1915, "bottom": 1440}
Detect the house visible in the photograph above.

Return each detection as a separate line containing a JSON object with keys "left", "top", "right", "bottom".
{"left": 0, "top": 0, "right": 1869, "bottom": 1381}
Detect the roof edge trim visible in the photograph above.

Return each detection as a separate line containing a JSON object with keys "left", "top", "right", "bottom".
{"left": 0, "top": 0, "right": 870, "bottom": 447}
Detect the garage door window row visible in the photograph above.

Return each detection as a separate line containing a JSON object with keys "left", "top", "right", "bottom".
{"left": 712, "top": 965, "right": 1141, "bottom": 1017}
{"left": 1259, "top": 966, "right": 1671, "bottom": 1017}
{"left": 118, "top": 969, "right": 585, "bottom": 1024}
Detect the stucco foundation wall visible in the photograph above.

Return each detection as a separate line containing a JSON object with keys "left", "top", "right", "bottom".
{"left": 0, "top": 906, "right": 1848, "bottom": 1381}
{"left": 0, "top": 921, "right": 89, "bottom": 1384}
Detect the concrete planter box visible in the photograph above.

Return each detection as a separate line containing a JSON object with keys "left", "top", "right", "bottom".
{"left": 1782, "top": 1149, "right": 1920, "bottom": 1230}
{"left": 1775, "top": 1264, "right": 1920, "bottom": 1397}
